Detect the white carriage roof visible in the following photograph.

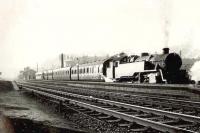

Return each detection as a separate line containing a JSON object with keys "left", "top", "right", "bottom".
{"left": 53, "top": 67, "right": 71, "bottom": 72}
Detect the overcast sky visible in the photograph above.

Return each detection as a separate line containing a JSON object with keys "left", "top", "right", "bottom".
{"left": 0, "top": 0, "right": 200, "bottom": 79}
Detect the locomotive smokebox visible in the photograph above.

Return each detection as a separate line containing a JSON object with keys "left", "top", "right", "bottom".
{"left": 165, "top": 53, "right": 182, "bottom": 72}
{"left": 163, "top": 48, "right": 169, "bottom": 54}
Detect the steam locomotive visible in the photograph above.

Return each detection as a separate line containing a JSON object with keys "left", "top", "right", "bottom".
{"left": 36, "top": 48, "right": 189, "bottom": 84}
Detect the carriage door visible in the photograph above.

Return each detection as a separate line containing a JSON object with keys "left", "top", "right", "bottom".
{"left": 112, "top": 61, "right": 118, "bottom": 79}
{"left": 77, "top": 65, "right": 79, "bottom": 80}
{"left": 113, "top": 67, "right": 115, "bottom": 79}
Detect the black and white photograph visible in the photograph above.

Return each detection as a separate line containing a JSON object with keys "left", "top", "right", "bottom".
{"left": 0, "top": 0, "right": 200, "bottom": 132}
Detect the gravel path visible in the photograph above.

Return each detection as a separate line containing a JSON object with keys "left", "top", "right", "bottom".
{"left": 0, "top": 80, "right": 86, "bottom": 133}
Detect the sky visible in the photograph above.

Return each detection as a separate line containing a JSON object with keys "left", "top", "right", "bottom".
{"left": 0, "top": 0, "right": 200, "bottom": 79}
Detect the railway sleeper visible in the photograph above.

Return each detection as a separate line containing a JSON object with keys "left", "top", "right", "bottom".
{"left": 98, "top": 115, "right": 112, "bottom": 119}
{"left": 129, "top": 127, "right": 150, "bottom": 132}
{"left": 106, "top": 118, "right": 122, "bottom": 123}
{"left": 118, "top": 123, "right": 132, "bottom": 128}
{"left": 82, "top": 110, "right": 95, "bottom": 114}
{"left": 76, "top": 108, "right": 88, "bottom": 112}
{"left": 89, "top": 112, "right": 102, "bottom": 116}
{"left": 162, "top": 119, "right": 190, "bottom": 126}
{"left": 146, "top": 116, "right": 165, "bottom": 121}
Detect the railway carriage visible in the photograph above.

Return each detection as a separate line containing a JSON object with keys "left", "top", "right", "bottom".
{"left": 78, "top": 61, "right": 104, "bottom": 81}
{"left": 35, "top": 72, "right": 43, "bottom": 80}
{"left": 47, "top": 70, "right": 53, "bottom": 80}
{"left": 53, "top": 67, "right": 71, "bottom": 80}
{"left": 52, "top": 69, "right": 59, "bottom": 80}
{"left": 71, "top": 65, "right": 79, "bottom": 80}
{"left": 43, "top": 71, "right": 48, "bottom": 80}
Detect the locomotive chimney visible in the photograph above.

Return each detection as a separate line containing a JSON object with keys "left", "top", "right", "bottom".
{"left": 141, "top": 52, "right": 149, "bottom": 57}
{"left": 60, "top": 53, "right": 64, "bottom": 68}
{"left": 163, "top": 48, "right": 169, "bottom": 54}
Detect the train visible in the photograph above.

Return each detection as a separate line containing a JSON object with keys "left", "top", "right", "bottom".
{"left": 36, "top": 48, "right": 190, "bottom": 84}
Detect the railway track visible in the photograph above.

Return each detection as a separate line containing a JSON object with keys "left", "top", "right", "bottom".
{"left": 18, "top": 81, "right": 200, "bottom": 117}
{"left": 17, "top": 82, "right": 200, "bottom": 133}
{"left": 24, "top": 80, "right": 193, "bottom": 100}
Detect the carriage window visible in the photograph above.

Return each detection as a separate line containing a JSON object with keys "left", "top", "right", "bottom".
{"left": 87, "top": 68, "right": 89, "bottom": 73}
{"left": 98, "top": 67, "right": 99, "bottom": 73}
{"left": 100, "top": 68, "right": 103, "bottom": 73}
{"left": 108, "top": 62, "right": 111, "bottom": 68}
{"left": 115, "top": 62, "right": 118, "bottom": 67}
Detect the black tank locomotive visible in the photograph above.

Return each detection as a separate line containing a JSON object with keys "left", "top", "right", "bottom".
{"left": 130, "top": 48, "right": 188, "bottom": 83}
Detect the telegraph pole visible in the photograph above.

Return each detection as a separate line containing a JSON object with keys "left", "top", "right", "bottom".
{"left": 77, "top": 58, "right": 79, "bottom": 80}
{"left": 37, "top": 63, "right": 38, "bottom": 72}
{"left": 60, "top": 53, "right": 64, "bottom": 68}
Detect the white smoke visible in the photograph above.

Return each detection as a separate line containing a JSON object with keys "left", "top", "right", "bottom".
{"left": 190, "top": 61, "right": 200, "bottom": 82}
{"left": 160, "top": 0, "right": 172, "bottom": 47}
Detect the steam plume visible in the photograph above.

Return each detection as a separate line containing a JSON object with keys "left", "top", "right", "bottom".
{"left": 190, "top": 61, "right": 200, "bottom": 82}
{"left": 160, "top": 0, "right": 172, "bottom": 47}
